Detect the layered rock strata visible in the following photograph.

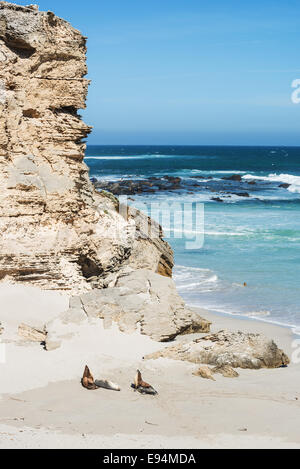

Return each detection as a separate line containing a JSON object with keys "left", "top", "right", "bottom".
{"left": 0, "top": 3, "right": 173, "bottom": 292}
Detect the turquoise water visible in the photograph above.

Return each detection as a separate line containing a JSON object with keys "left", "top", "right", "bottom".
{"left": 86, "top": 145, "right": 300, "bottom": 334}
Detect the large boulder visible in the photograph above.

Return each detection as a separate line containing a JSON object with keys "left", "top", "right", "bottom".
{"left": 79, "top": 268, "right": 211, "bottom": 342}
{"left": 45, "top": 268, "right": 211, "bottom": 348}
{"left": 146, "top": 329, "right": 290, "bottom": 369}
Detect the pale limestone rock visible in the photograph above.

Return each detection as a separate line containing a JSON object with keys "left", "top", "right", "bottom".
{"left": 78, "top": 269, "right": 211, "bottom": 342}
{"left": 18, "top": 323, "right": 46, "bottom": 342}
{"left": 0, "top": 3, "right": 173, "bottom": 292}
{"left": 193, "top": 365, "right": 215, "bottom": 381}
{"left": 43, "top": 268, "right": 211, "bottom": 348}
{"left": 146, "top": 330, "right": 290, "bottom": 369}
{"left": 212, "top": 364, "right": 239, "bottom": 378}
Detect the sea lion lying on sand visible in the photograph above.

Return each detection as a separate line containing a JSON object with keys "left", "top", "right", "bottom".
{"left": 81, "top": 366, "right": 121, "bottom": 391}
{"left": 95, "top": 379, "right": 121, "bottom": 391}
{"left": 131, "top": 370, "right": 158, "bottom": 395}
{"left": 81, "top": 365, "right": 97, "bottom": 390}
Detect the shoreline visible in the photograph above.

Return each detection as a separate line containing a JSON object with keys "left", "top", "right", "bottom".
{"left": 189, "top": 303, "right": 300, "bottom": 340}
{"left": 191, "top": 307, "right": 296, "bottom": 360}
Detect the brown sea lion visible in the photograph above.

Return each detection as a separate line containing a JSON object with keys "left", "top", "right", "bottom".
{"left": 81, "top": 365, "right": 97, "bottom": 390}
{"left": 132, "top": 370, "right": 158, "bottom": 395}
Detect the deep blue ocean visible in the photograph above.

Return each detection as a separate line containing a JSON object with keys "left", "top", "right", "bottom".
{"left": 86, "top": 145, "right": 300, "bottom": 334}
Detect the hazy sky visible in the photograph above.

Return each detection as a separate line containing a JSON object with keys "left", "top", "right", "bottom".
{"left": 16, "top": 0, "right": 300, "bottom": 145}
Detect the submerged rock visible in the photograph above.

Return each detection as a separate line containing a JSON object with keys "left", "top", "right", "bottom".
{"left": 93, "top": 175, "right": 182, "bottom": 195}
{"left": 235, "top": 192, "right": 250, "bottom": 198}
{"left": 222, "top": 175, "right": 243, "bottom": 182}
{"left": 146, "top": 330, "right": 290, "bottom": 369}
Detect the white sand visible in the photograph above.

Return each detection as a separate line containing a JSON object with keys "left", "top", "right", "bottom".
{"left": 0, "top": 283, "right": 300, "bottom": 449}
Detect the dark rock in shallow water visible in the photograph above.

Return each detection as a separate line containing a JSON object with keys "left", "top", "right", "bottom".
{"left": 163, "top": 175, "right": 181, "bottom": 184}
{"left": 93, "top": 176, "right": 182, "bottom": 195}
{"left": 235, "top": 192, "right": 250, "bottom": 198}
{"left": 279, "top": 183, "right": 291, "bottom": 189}
{"left": 247, "top": 180, "right": 256, "bottom": 185}
{"left": 211, "top": 197, "right": 224, "bottom": 203}
{"left": 222, "top": 174, "right": 242, "bottom": 182}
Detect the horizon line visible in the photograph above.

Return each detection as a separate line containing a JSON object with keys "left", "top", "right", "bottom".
{"left": 86, "top": 143, "right": 300, "bottom": 148}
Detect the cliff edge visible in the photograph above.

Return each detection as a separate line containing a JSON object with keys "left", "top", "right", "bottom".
{"left": 0, "top": 3, "right": 212, "bottom": 341}
{"left": 0, "top": 2, "right": 173, "bottom": 292}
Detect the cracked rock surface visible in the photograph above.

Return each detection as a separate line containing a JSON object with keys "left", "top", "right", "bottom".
{"left": 45, "top": 268, "right": 211, "bottom": 348}
{"left": 146, "top": 329, "right": 290, "bottom": 369}
{"left": 0, "top": 3, "right": 173, "bottom": 292}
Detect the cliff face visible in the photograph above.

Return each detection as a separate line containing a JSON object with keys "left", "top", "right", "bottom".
{"left": 0, "top": 3, "right": 173, "bottom": 291}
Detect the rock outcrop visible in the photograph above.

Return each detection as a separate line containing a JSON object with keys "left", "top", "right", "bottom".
{"left": 45, "top": 268, "right": 211, "bottom": 348}
{"left": 146, "top": 330, "right": 290, "bottom": 369}
{"left": 0, "top": 2, "right": 173, "bottom": 291}
{"left": 18, "top": 323, "right": 46, "bottom": 342}
{"left": 192, "top": 365, "right": 215, "bottom": 380}
{"left": 212, "top": 364, "right": 239, "bottom": 378}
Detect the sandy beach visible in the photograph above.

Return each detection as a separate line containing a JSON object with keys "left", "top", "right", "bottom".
{"left": 0, "top": 283, "right": 299, "bottom": 449}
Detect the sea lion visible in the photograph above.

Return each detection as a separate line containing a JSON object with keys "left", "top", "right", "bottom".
{"left": 81, "top": 365, "right": 97, "bottom": 390}
{"left": 94, "top": 379, "right": 121, "bottom": 391}
{"left": 131, "top": 370, "right": 158, "bottom": 395}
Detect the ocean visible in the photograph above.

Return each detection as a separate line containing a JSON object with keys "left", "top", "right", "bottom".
{"left": 85, "top": 145, "right": 300, "bottom": 335}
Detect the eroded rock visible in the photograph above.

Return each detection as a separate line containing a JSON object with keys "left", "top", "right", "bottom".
{"left": 18, "top": 323, "right": 46, "bottom": 342}
{"left": 212, "top": 364, "right": 239, "bottom": 378}
{"left": 78, "top": 269, "right": 211, "bottom": 342}
{"left": 44, "top": 268, "right": 211, "bottom": 347}
{"left": 146, "top": 330, "right": 290, "bottom": 369}
{"left": 193, "top": 365, "right": 215, "bottom": 380}
{"left": 0, "top": 3, "right": 173, "bottom": 293}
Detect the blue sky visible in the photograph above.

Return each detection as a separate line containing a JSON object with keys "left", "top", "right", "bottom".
{"left": 16, "top": 0, "right": 300, "bottom": 145}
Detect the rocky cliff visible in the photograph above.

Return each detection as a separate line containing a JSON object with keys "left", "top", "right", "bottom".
{"left": 0, "top": 2, "right": 173, "bottom": 292}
